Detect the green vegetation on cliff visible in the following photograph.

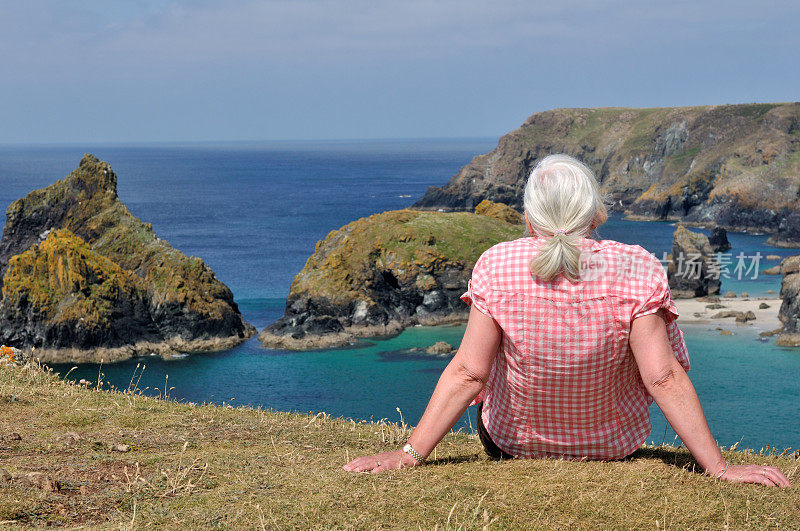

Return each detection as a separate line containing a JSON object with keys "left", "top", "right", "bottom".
{"left": 2, "top": 229, "right": 144, "bottom": 329}
{"left": 2, "top": 155, "right": 237, "bottom": 317}
{"left": 291, "top": 208, "right": 522, "bottom": 304}
{"left": 0, "top": 362, "right": 796, "bottom": 527}
{"left": 260, "top": 205, "right": 523, "bottom": 349}
{"left": 415, "top": 102, "right": 800, "bottom": 245}
{"left": 0, "top": 155, "right": 255, "bottom": 361}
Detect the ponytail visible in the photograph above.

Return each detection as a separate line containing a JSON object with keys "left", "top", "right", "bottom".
{"left": 523, "top": 154, "right": 608, "bottom": 282}
{"left": 529, "top": 231, "right": 582, "bottom": 282}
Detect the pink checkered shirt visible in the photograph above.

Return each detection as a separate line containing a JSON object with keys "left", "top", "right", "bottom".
{"left": 461, "top": 236, "right": 690, "bottom": 460}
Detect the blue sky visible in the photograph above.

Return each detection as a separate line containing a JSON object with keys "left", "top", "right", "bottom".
{"left": 1, "top": 0, "right": 798, "bottom": 143}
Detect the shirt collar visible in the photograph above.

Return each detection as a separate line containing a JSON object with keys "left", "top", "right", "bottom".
{"left": 522, "top": 235, "right": 611, "bottom": 253}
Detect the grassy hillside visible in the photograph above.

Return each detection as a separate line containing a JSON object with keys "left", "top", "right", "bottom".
{"left": 0, "top": 361, "right": 796, "bottom": 528}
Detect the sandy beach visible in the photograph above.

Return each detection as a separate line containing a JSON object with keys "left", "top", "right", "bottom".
{"left": 674, "top": 296, "right": 782, "bottom": 333}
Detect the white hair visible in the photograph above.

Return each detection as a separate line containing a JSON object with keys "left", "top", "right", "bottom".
{"left": 523, "top": 154, "right": 608, "bottom": 282}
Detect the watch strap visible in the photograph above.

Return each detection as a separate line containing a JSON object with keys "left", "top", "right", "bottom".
{"left": 403, "top": 443, "right": 425, "bottom": 464}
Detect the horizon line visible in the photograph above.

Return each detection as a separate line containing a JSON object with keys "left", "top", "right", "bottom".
{"left": 0, "top": 136, "right": 500, "bottom": 148}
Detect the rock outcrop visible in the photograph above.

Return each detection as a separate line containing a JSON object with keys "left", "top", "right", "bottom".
{"left": 259, "top": 205, "right": 522, "bottom": 350}
{"left": 708, "top": 227, "right": 732, "bottom": 252}
{"left": 473, "top": 199, "right": 524, "bottom": 225}
{"left": 0, "top": 155, "right": 256, "bottom": 362}
{"left": 426, "top": 341, "right": 456, "bottom": 355}
{"left": 0, "top": 345, "right": 24, "bottom": 366}
{"left": 414, "top": 103, "right": 800, "bottom": 246}
{"left": 667, "top": 225, "right": 722, "bottom": 298}
{"left": 711, "top": 310, "right": 756, "bottom": 322}
{"left": 777, "top": 255, "right": 800, "bottom": 346}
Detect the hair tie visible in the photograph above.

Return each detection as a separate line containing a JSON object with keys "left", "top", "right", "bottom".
{"left": 553, "top": 229, "right": 568, "bottom": 235}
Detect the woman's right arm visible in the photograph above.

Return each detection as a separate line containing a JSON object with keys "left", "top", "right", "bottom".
{"left": 629, "top": 310, "right": 791, "bottom": 488}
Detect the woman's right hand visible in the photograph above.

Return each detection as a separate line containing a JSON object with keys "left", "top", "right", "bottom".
{"left": 718, "top": 464, "right": 791, "bottom": 488}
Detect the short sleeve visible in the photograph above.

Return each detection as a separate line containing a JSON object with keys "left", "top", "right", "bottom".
{"left": 460, "top": 251, "right": 493, "bottom": 318}
{"left": 631, "top": 254, "right": 690, "bottom": 372}
{"left": 631, "top": 260, "right": 679, "bottom": 324}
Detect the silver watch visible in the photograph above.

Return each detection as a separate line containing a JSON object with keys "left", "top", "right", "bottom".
{"left": 403, "top": 443, "right": 425, "bottom": 464}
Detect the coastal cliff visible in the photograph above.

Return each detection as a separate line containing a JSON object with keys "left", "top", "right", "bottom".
{"left": 777, "top": 255, "right": 800, "bottom": 346}
{"left": 259, "top": 205, "right": 522, "bottom": 349}
{"left": 0, "top": 155, "right": 256, "bottom": 362}
{"left": 414, "top": 103, "right": 800, "bottom": 246}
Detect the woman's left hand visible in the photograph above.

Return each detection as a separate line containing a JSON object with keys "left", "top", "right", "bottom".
{"left": 343, "top": 449, "right": 420, "bottom": 473}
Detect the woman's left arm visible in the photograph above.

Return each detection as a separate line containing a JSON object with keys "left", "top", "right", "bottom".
{"left": 343, "top": 305, "right": 502, "bottom": 473}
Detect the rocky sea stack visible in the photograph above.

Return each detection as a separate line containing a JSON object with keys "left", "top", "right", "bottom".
{"left": 708, "top": 227, "right": 731, "bottom": 252}
{"left": 0, "top": 155, "right": 256, "bottom": 362}
{"left": 414, "top": 103, "right": 800, "bottom": 246}
{"left": 259, "top": 204, "right": 523, "bottom": 350}
{"left": 777, "top": 255, "right": 800, "bottom": 347}
{"left": 667, "top": 225, "right": 722, "bottom": 298}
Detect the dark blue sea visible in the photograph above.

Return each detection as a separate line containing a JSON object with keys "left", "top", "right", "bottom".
{"left": 1, "top": 140, "right": 798, "bottom": 451}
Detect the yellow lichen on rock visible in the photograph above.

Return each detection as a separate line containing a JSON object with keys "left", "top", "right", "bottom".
{"left": 474, "top": 199, "right": 524, "bottom": 225}
{"left": 2, "top": 229, "right": 142, "bottom": 328}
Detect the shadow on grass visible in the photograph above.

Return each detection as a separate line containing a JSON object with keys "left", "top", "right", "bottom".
{"left": 627, "top": 445, "right": 699, "bottom": 471}
{"left": 429, "top": 445, "right": 702, "bottom": 474}
{"left": 428, "top": 453, "right": 484, "bottom": 466}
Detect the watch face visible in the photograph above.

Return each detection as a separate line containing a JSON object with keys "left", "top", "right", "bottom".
{"left": 403, "top": 444, "right": 423, "bottom": 462}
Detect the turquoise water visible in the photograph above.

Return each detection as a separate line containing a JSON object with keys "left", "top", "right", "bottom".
{"left": 44, "top": 317, "right": 800, "bottom": 451}
{"left": 652, "top": 324, "right": 799, "bottom": 450}
{"left": 1, "top": 141, "right": 798, "bottom": 451}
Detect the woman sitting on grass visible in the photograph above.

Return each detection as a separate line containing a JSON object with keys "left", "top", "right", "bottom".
{"left": 344, "top": 154, "right": 790, "bottom": 488}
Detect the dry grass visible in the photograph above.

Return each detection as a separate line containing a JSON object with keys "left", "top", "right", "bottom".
{"left": 0, "top": 361, "right": 797, "bottom": 528}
